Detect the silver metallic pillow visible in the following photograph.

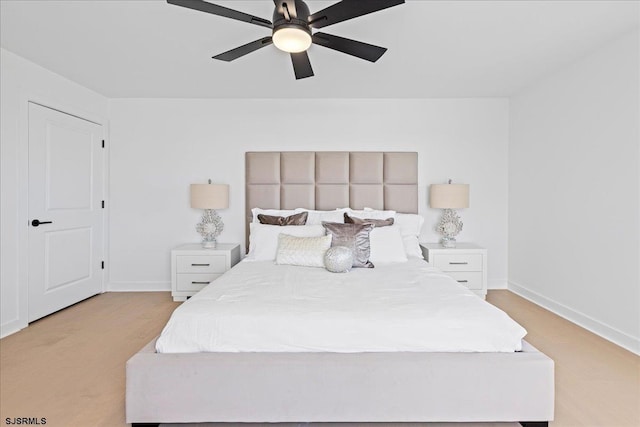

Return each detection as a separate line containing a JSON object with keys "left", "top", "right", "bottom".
{"left": 344, "top": 212, "right": 394, "bottom": 227}
{"left": 322, "top": 222, "right": 374, "bottom": 268}
{"left": 258, "top": 211, "right": 308, "bottom": 226}
{"left": 324, "top": 246, "right": 354, "bottom": 273}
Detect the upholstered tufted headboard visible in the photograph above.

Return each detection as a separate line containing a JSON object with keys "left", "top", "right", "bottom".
{"left": 245, "top": 151, "right": 418, "bottom": 248}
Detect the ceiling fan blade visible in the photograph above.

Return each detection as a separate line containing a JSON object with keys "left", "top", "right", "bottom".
{"left": 308, "top": 0, "right": 404, "bottom": 29}
{"left": 167, "top": 0, "right": 272, "bottom": 28}
{"left": 290, "top": 51, "right": 314, "bottom": 80}
{"left": 312, "top": 32, "right": 387, "bottom": 62}
{"left": 273, "top": 0, "right": 297, "bottom": 19}
{"left": 213, "top": 37, "right": 273, "bottom": 62}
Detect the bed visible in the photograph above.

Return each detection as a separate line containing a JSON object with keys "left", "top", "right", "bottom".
{"left": 126, "top": 152, "right": 553, "bottom": 426}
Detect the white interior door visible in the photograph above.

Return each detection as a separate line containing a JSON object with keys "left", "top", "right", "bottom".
{"left": 28, "top": 102, "right": 104, "bottom": 322}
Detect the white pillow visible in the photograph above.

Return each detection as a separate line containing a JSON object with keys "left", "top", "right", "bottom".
{"left": 394, "top": 212, "right": 425, "bottom": 237}
{"left": 354, "top": 208, "right": 396, "bottom": 220}
{"left": 369, "top": 226, "right": 408, "bottom": 264}
{"left": 393, "top": 213, "right": 425, "bottom": 259}
{"left": 299, "top": 208, "right": 348, "bottom": 225}
{"left": 251, "top": 208, "right": 304, "bottom": 223}
{"left": 402, "top": 235, "right": 424, "bottom": 259}
{"left": 246, "top": 223, "right": 326, "bottom": 261}
{"left": 363, "top": 210, "right": 424, "bottom": 258}
{"left": 275, "top": 234, "right": 332, "bottom": 268}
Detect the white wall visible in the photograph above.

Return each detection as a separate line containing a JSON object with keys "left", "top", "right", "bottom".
{"left": 107, "top": 99, "right": 509, "bottom": 292}
{"left": 509, "top": 30, "right": 640, "bottom": 354}
{"left": 0, "top": 48, "right": 108, "bottom": 337}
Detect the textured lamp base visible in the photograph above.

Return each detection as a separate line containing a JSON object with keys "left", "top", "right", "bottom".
{"left": 196, "top": 209, "right": 224, "bottom": 250}
{"left": 201, "top": 238, "right": 218, "bottom": 249}
{"left": 441, "top": 236, "right": 457, "bottom": 248}
{"left": 436, "top": 208, "right": 463, "bottom": 249}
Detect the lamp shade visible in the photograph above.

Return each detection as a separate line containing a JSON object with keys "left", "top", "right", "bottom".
{"left": 429, "top": 183, "right": 469, "bottom": 209}
{"left": 190, "top": 183, "right": 229, "bottom": 210}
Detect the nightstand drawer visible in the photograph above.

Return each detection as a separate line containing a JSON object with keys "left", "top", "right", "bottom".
{"left": 176, "top": 273, "right": 222, "bottom": 291}
{"left": 171, "top": 243, "right": 241, "bottom": 302}
{"left": 177, "top": 255, "right": 227, "bottom": 274}
{"left": 447, "top": 272, "right": 483, "bottom": 290}
{"left": 433, "top": 254, "right": 482, "bottom": 271}
{"left": 421, "top": 243, "right": 487, "bottom": 299}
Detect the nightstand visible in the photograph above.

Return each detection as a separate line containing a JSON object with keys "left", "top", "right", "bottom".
{"left": 420, "top": 243, "right": 487, "bottom": 299}
{"left": 171, "top": 243, "right": 241, "bottom": 301}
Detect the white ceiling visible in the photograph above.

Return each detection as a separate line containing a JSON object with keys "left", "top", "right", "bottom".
{"left": 1, "top": 0, "right": 638, "bottom": 98}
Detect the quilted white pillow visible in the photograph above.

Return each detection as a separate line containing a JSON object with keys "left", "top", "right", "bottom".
{"left": 275, "top": 234, "right": 332, "bottom": 268}
{"left": 369, "top": 226, "right": 408, "bottom": 264}
{"left": 246, "top": 223, "right": 326, "bottom": 261}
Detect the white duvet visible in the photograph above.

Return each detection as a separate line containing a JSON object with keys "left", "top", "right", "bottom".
{"left": 156, "top": 259, "right": 527, "bottom": 353}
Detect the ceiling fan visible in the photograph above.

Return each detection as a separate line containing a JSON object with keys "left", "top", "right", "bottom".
{"left": 167, "top": 0, "right": 405, "bottom": 79}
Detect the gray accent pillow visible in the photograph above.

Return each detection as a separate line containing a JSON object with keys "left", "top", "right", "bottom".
{"left": 322, "top": 222, "right": 374, "bottom": 268}
{"left": 344, "top": 212, "right": 394, "bottom": 227}
{"left": 258, "top": 211, "right": 308, "bottom": 226}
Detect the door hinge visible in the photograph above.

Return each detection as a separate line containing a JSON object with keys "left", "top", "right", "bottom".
{"left": 101, "top": 261, "right": 105, "bottom": 270}
{"left": 102, "top": 140, "right": 105, "bottom": 148}
{"left": 101, "top": 200, "right": 105, "bottom": 209}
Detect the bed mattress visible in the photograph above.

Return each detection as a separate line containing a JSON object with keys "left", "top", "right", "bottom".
{"left": 156, "top": 259, "right": 526, "bottom": 353}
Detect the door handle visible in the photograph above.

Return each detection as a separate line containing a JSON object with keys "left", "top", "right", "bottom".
{"left": 31, "top": 219, "right": 53, "bottom": 227}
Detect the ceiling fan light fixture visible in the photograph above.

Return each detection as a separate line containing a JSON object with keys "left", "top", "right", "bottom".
{"left": 272, "top": 26, "right": 312, "bottom": 53}
{"left": 168, "top": 0, "right": 406, "bottom": 79}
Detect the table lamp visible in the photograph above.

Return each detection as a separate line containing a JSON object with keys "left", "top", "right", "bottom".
{"left": 190, "top": 180, "right": 229, "bottom": 248}
{"left": 429, "top": 180, "right": 469, "bottom": 248}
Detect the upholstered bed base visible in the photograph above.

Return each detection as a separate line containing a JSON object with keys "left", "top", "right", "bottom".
{"left": 127, "top": 339, "right": 553, "bottom": 425}
{"left": 126, "top": 151, "right": 553, "bottom": 426}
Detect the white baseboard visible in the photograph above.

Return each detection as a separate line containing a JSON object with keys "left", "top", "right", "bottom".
{"left": 488, "top": 279, "right": 508, "bottom": 289}
{"left": 1, "top": 318, "right": 26, "bottom": 339}
{"left": 508, "top": 280, "right": 640, "bottom": 355}
{"left": 107, "top": 281, "right": 171, "bottom": 292}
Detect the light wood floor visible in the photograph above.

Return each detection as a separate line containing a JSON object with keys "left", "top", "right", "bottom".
{"left": 488, "top": 291, "right": 640, "bottom": 427}
{"left": 0, "top": 290, "right": 638, "bottom": 427}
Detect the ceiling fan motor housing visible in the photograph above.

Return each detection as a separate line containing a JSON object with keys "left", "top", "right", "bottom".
{"left": 167, "top": 0, "right": 405, "bottom": 79}
{"left": 272, "top": 0, "right": 311, "bottom": 36}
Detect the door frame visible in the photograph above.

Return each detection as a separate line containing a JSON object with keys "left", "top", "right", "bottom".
{"left": 14, "top": 92, "right": 108, "bottom": 333}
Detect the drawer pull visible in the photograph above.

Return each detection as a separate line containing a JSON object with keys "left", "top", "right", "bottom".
{"left": 449, "top": 262, "right": 469, "bottom": 265}
{"left": 457, "top": 280, "right": 469, "bottom": 283}
{"left": 191, "top": 281, "right": 210, "bottom": 285}
{"left": 191, "top": 263, "right": 210, "bottom": 267}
